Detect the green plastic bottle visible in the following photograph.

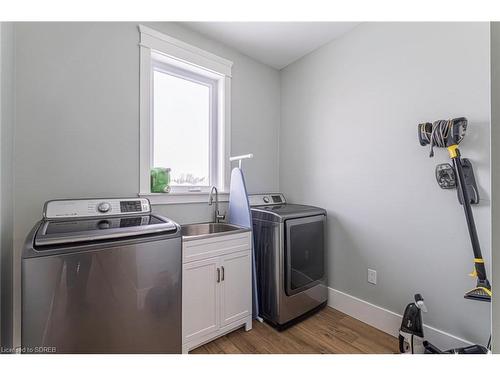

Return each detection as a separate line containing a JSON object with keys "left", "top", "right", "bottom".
{"left": 151, "top": 167, "right": 171, "bottom": 193}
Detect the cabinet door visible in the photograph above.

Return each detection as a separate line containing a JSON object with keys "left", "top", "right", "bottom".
{"left": 220, "top": 251, "right": 252, "bottom": 327}
{"left": 182, "top": 258, "right": 220, "bottom": 343}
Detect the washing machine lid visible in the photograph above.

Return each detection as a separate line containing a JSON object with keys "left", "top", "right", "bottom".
{"left": 34, "top": 214, "right": 178, "bottom": 247}
{"left": 251, "top": 204, "right": 326, "bottom": 222}
{"left": 33, "top": 198, "right": 179, "bottom": 247}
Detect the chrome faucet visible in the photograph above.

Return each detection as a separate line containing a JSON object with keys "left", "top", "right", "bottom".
{"left": 208, "top": 186, "right": 226, "bottom": 223}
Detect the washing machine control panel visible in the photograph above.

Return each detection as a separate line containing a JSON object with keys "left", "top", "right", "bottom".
{"left": 44, "top": 198, "right": 151, "bottom": 219}
{"left": 248, "top": 193, "right": 286, "bottom": 207}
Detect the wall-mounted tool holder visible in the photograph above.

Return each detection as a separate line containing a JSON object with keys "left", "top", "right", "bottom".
{"left": 435, "top": 159, "right": 479, "bottom": 205}
{"left": 457, "top": 158, "right": 479, "bottom": 205}
{"left": 435, "top": 163, "right": 456, "bottom": 189}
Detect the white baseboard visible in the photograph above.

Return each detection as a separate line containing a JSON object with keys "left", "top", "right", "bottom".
{"left": 327, "top": 287, "right": 474, "bottom": 350}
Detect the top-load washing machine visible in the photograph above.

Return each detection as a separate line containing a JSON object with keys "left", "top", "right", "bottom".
{"left": 249, "top": 193, "right": 327, "bottom": 329}
{"left": 22, "top": 198, "right": 182, "bottom": 353}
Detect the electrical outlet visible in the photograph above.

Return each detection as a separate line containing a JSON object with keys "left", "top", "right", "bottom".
{"left": 368, "top": 269, "right": 377, "bottom": 285}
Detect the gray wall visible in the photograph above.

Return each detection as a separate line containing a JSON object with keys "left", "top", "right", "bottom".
{"left": 1, "top": 22, "right": 14, "bottom": 350}
{"left": 491, "top": 22, "right": 500, "bottom": 353}
{"left": 12, "top": 22, "right": 280, "bottom": 347}
{"left": 280, "top": 22, "right": 491, "bottom": 344}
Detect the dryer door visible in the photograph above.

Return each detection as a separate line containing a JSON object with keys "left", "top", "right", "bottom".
{"left": 284, "top": 214, "right": 326, "bottom": 296}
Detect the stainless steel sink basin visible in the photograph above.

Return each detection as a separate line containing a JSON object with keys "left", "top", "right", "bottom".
{"left": 181, "top": 223, "right": 250, "bottom": 240}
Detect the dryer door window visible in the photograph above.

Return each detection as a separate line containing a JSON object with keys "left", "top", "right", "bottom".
{"left": 284, "top": 215, "right": 325, "bottom": 296}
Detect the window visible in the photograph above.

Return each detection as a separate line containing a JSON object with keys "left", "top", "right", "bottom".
{"left": 139, "top": 25, "right": 233, "bottom": 203}
{"left": 153, "top": 64, "right": 215, "bottom": 188}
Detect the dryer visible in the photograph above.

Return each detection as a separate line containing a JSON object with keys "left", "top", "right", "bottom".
{"left": 249, "top": 193, "right": 327, "bottom": 329}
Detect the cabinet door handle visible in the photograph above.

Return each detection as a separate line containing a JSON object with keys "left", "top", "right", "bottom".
{"left": 216, "top": 267, "right": 220, "bottom": 283}
{"left": 221, "top": 266, "right": 225, "bottom": 281}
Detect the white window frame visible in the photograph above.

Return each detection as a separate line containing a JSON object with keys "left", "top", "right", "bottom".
{"left": 138, "top": 25, "right": 233, "bottom": 205}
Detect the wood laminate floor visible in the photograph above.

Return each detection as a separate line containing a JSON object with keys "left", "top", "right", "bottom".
{"left": 191, "top": 307, "right": 399, "bottom": 354}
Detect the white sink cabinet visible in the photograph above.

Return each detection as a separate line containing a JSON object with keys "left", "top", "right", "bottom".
{"left": 182, "top": 230, "right": 252, "bottom": 354}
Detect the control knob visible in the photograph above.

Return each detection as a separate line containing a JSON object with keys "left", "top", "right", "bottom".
{"left": 97, "top": 202, "right": 111, "bottom": 213}
{"left": 263, "top": 196, "right": 270, "bottom": 203}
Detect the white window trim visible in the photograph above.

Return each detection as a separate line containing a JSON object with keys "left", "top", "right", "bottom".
{"left": 138, "top": 25, "right": 233, "bottom": 205}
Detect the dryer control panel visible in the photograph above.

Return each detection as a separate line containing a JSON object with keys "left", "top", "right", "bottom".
{"left": 44, "top": 198, "right": 151, "bottom": 219}
{"left": 248, "top": 193, "right": 286, "bottom": 207}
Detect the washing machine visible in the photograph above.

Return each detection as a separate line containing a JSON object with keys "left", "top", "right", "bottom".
{"left": 22, "top": 198, "right": 182, "bottom": 353}
{"left": 249, "top": 193, "right": 327, "bottom": 329}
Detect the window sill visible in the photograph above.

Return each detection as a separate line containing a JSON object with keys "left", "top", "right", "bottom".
{"left": 139, "top": 192, "right": 229, "bottom": 205}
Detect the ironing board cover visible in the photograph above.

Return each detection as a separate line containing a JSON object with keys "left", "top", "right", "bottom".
{"left": 227, "top": 167, "right": 259, "bottom": 318}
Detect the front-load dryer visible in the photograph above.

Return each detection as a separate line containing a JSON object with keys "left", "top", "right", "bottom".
{"left": 249, "top": 193, "right": 327, "bottom": 329}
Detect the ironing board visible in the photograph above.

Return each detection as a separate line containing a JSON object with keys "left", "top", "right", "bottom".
{"left": 227, "top": 167, "right": 259, "bottom": 318}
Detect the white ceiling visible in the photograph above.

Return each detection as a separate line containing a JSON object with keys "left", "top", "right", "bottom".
{"left": 182, "top": 22, "right": 360, "bottom": 70}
